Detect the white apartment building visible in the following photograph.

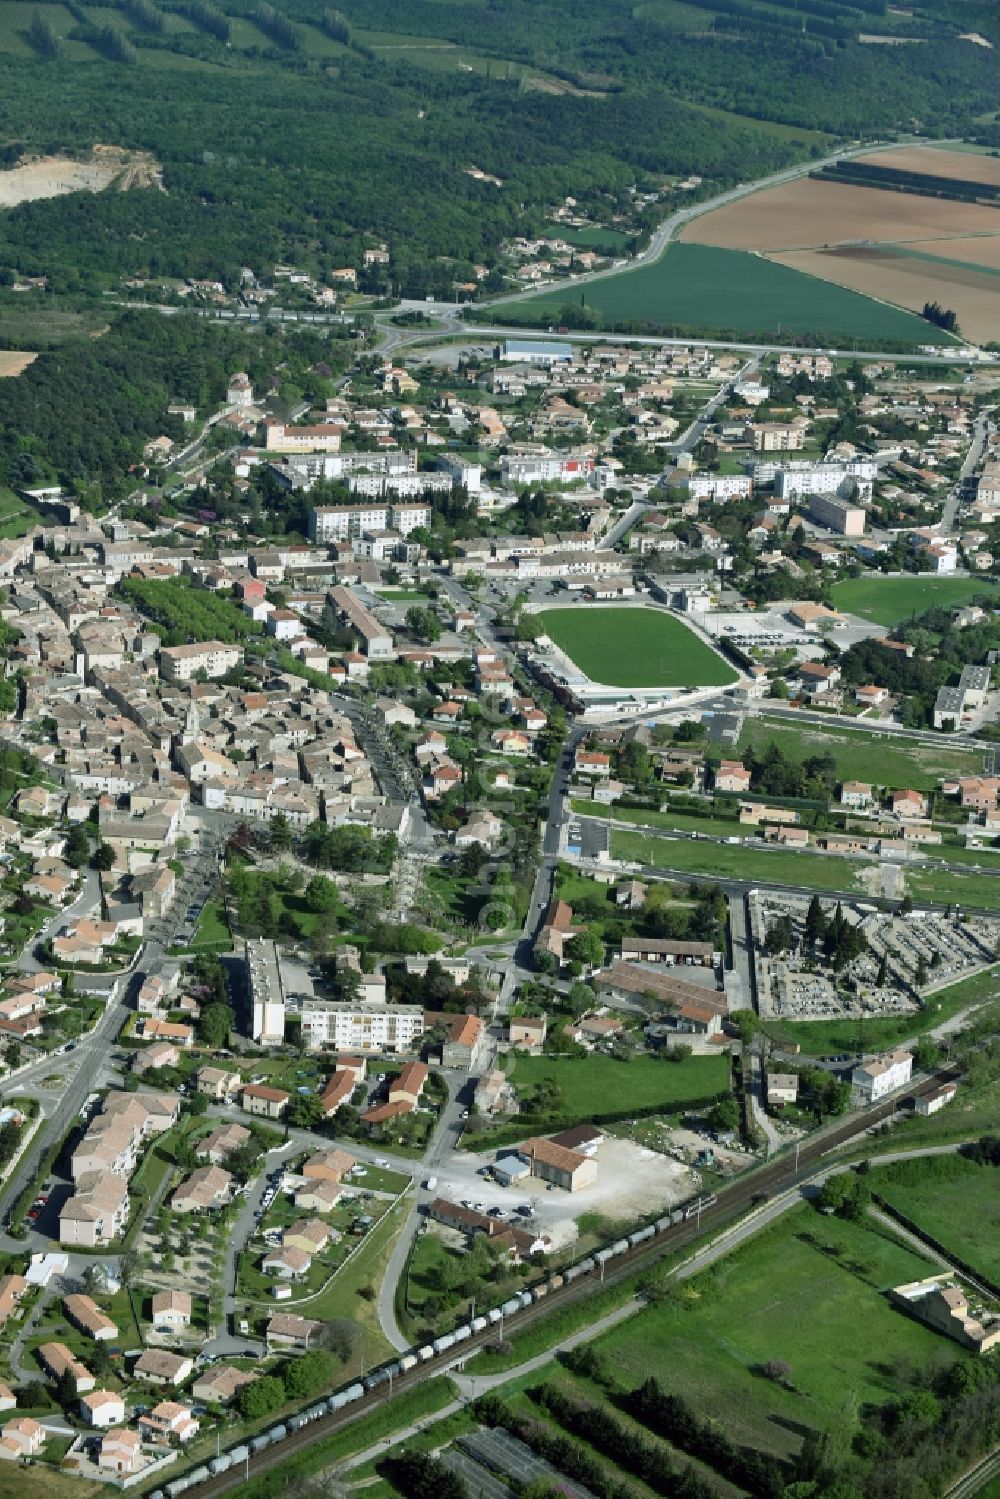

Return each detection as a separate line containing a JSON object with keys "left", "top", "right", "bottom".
{"left": 160, "top": 641, "right": 242, "bottom": 682}
{"left": 299, "top": 1001, "right": 424, "bottom": 1053}
{"left": 348, "top": 474, "right": 451, "bottom": 500}
{"left": 310, "top": 502, "right": 432, "bottom": 543}
{"left": 688, "top": 474, "right": 752, "bottom": 503}
{"left": 774, "top": 459, "right": 876, "bottom": 503}
{"left": 437, "top": 453, "right": 482, "bottom": 494}
{"left": 245, "top": 938, "right": 285, "bottom": 1045}
{"left": 851, "top": 1049, "right": 913, "bottom": 1106}
{"left": 500, "top": 453, "right": 595, "bottom": 485}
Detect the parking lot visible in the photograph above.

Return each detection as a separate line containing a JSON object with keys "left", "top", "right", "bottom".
{"left": 436, "top": 1136, "right": 696, "bottom": 1249}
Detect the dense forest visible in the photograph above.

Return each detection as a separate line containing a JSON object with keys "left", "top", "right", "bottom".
{"left": 0, "top": 0, "right": 994, "bottom": 292}
{"left": 0, "top": 312, "right": 341, "bottom": 500}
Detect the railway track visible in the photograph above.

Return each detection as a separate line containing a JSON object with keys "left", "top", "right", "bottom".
{"left": 178, "top": 1064, "right": 961, "bottom": 1499}
{"left": 946, "top": 1444, "right": 1000, "bottom": 1499}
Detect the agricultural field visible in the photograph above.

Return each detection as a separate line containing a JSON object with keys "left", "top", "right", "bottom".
{"left": 869, "top": 1154, "right": 1000, "bottom": 1286}
{"left": 586, "top": 1205, "right": 959, "bottom": 1460}
{"left": 501, "top": 243, "right": 944, "bottom": 344}
{"left": 735, "top": 717, "right": 983, "bottom": 791}
{"left": 680, "top": 145, "right": 1000, "bottom": 340}
{"left": 830, "top": 575, "right": 1000, "bottom": 626}
{"left": 612, "top": 827, "right": 869, "bottom": 892}
{"left": 537, "top": 606, "right": 737, "bottom": 688}
{"left": 507, "top": 1052, "right": 731, "bottom": 1118}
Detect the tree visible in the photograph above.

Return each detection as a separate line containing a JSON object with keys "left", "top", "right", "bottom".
{"left": 707, "top": 1094, "right": 740, "bottom": 1133}
{"left": 817, "top": 1172, "right": 870, "bottom": 1221}
{"left": 762, "top": 1358, "right": 792, "bottom": 1383}
{"left": 117, "top": 1249, "right": 141, "bottom": 1289}
{"left": 876, "top": 953, "right": 888, "bottom": 987}
{"left": 93, "top": 843, "right": 115, "bottom": 872}
{"left": 805, "top": 895, "right": 826, "bottom": 948}
{"left": 238, "top": 1374, "right": 286, "bottom": 1420}
{"left": 64, "top": 823, "right": 90, "bottom": 868}
{"left": 914, "top": 956, "right": 927, "bottom": 988}
{"left": 305, "top": 875, "right": 340, "bottom": 914}
{"left": 3, "top": 1041, "right": 20, "bottom": 1070}
{"left": 282, "top": 1348, "right": 337, "bottom": 1398}
{"left": 268, "top": 813, "right": 293, "bottom": 853}
{"left": 565, "top": 927, "right": 604, "bottom": 969}
{"left": 199, "top": 1001, "right": 234, "bottom": 1048}
{"left": 319, "top": 1318, "right": 361, "bottom": 1362}
{"left": 764, "top": 915, "right": 793, "bottom": 955}
{"left": 287, "top": 1093, "right": 325, "bottom": 1130}
{"left": 729, "top": 1009, "right": 760, "bottom": 1046}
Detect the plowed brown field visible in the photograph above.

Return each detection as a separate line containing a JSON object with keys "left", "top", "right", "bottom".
{"left": 861, "top": 146, "right": 1000, "bottom": 186}
{"left": 771, "top": 247, "right": 1000, "bottom": 340}
{"left": 680, "top": 177, "right": 1000, "bottom": 252}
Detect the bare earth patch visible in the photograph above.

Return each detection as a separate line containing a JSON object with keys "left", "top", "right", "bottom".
{"left": 0, "top": 351, "right": 36, "bottom": 376}
{"left": 0, "top": 145, "right": 160, "bottom": 208}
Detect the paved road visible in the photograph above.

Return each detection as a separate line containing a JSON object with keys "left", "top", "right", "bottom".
{"left": 376, "top": 1074, "right": 468, "bottom": 1352}
{"left": 18, "top": 867, "right": 102, "bottom": 974}
{"left": 941, "top": 407, "right": 994, "bottom": 533}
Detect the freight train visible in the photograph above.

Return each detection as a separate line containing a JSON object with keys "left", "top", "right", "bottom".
{"left": 150, "top": 1193, "right": 718, "bottom": 1499}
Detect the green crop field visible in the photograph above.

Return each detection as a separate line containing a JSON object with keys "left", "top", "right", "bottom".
{"left": 830, "top": 576, "right": 1000, "bottom": 626}
{"left": 499, "top": 244, "right": 949, "bottom": 345}
{"left": 736, "top": 718, "right": 983, "bottom": 791}
{"left": 613, "top": 827, "right": 868, "bottom": 892}
{"left": 537, "top": 606, "right": 737, "bottom": 688}
{"left": 508, "top": 1052, "right": 730, "bottom": 1115}
{"left": 870, "top": 1155, "right": 1000, "bottom": 1286}
{"left": 586, "top": 1206, "right": 961, "bottom": 1459}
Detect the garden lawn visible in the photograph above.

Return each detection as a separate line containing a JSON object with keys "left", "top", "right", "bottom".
{"left": 869, "top": 1155, "right": 1000, "bottom": 1286}
{"left": 190, "top": 897, "right": 231, "bottom": 949}
{"left": 587, "top": 1205, "right": 960, "bottom": 1458}
{"left": 736, "top": 717, "right": 982, "bottom": 791}
{"left": 537, "top": 607, "right": 737, "bottom": 689}
{"left": 830, "top": 576, "right": 1000, "bottom": 627}
{"left": 508, "top": 1052, "right": 730, "bottom": 1116}
{"left": 612, "top": 828, "right": 868, "bottom": 892}
{"left": 499, "top": 244, "right": 946, "bottom": 345}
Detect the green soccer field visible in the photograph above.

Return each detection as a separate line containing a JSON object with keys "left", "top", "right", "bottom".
{"left": 537, "top": 606, "right": 738, "bottom": 688}
{"left": 499, "top": 243, "right": 951, "bottom": 345}
{"left": 830, "top": 576, "right": 1000, "bottom": 626}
